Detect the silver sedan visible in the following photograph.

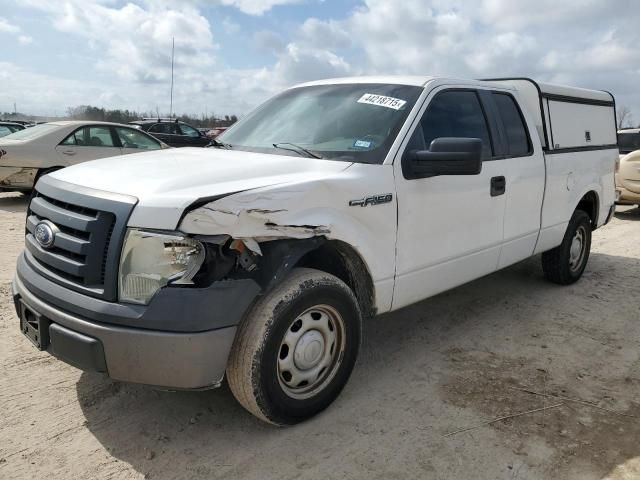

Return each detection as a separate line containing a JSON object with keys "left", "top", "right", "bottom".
{"left": 0, "top": 121, "right": 169, "bottom": 192}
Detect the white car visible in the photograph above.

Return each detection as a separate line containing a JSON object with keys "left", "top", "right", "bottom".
{"left": 0, "top": 121, "right": 168, "bottom": 192}
{"left": 13, "top": 76, "right": 616, "bottom": 425}
{"left": 616, "top": 128, "right": 640, "bottom": 206}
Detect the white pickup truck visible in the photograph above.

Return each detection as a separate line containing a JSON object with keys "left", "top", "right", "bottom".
{"left": 13, "top": 76, "right": 617, "bottom": 425}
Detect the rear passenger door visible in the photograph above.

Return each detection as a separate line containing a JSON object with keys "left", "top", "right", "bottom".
{"left": 392, "top": 88, "right": 509, "bottom": 309}
{"left": 56, "top": 126, "right": 123, "bottom": 165}
{"left": 488, "top": 92, "right": 546, "bottom": 268}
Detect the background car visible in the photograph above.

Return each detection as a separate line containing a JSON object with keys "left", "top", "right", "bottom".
{"left": 0, "top": 122, "right": 26, "bottom": 137}
{"left": 205, "top": 126, "right": 228, "bottom": 140}
{"left": 616, "top": 128, "right": 640, "bottom": 207}
{"left": 0, "top": 121, "right": 168, "bottom": 192}
{"left": 130, "top": 118, "right": 211, "bottom": 147}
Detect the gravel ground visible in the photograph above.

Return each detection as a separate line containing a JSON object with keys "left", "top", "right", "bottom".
{"left": 1, "top": 191, "right": 639, "bottom": 480}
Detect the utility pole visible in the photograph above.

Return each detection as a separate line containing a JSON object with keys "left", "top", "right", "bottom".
{"left": 169, "top": 37, "right": 175, "bottom": 119}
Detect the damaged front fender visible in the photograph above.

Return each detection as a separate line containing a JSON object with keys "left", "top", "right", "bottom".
{"left": 180, "top": 204, "right": 330, "bottom": 242}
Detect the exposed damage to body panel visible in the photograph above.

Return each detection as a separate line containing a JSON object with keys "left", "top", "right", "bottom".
{"left": 0, "top": 166, "right": 38, "bottom": 191}
{"left": 179, "top": 179, "right": 380, "bottom": 320}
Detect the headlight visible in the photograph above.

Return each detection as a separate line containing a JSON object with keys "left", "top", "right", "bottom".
{"left": 118, "top": 229, "right": 205, "bottom": 305}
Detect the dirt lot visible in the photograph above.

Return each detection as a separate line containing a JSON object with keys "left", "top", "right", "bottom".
{"left": 1, "top": 191, "right": 639, "bottom": 480}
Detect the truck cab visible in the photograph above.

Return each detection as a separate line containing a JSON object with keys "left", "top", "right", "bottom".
{"left": 13, "top": 76, "right": 617, "bottom": 425}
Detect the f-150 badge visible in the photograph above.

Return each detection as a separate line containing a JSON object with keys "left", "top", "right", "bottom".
{"left": 349, "top": 194, "right": 393, "bottom": 207}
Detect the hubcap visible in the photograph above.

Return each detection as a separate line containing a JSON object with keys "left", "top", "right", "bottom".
{"left": 569, "top": 226, "right": 587, "bottom": 272}
{"left": 294, "top": 330, "right": 325, "bottom": 370}
{"left": 277, "top": 305, "right": 346, "bottom": 400}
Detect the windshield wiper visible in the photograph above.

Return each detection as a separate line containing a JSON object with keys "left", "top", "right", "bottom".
{"left": 207, "top": 139, "right": 232, "bottom": 149}
{"left": 272, "top": 142, "right": 322, "bottom": 159}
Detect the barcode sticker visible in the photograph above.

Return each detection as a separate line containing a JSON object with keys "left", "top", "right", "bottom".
{"left": 357, "top": 93, "right": 407, "bottom": 110}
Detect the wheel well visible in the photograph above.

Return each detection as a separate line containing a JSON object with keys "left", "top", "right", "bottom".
{"left": 576, "top": 191, "right": 599, "bottom": 229}
{"left": 295, "top": 240, "right": 376, "bottom": 319}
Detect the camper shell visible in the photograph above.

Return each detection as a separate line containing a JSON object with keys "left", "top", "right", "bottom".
{"left": 484, "top": 78, "right": 617, "bottom": 152}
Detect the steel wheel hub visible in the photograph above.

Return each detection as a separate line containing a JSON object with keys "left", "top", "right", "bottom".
{"left": 277, "top": 305, "right": 346, "bottom": 400}
{"left": 569, "top": 226, "right": 586, "bottom": 271}
{"left": 294, "top": 330, "right": 325, "bottom": 370}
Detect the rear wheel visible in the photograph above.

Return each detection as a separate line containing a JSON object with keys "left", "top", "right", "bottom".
{"left": 542, "top": 210, "right": 592, "bottom": 285}
{"left": 227, "top": 268, "right": 361, "bottom": 425}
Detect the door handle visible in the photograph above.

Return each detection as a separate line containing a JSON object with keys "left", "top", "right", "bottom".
{"left": 490, "top": 176, "right": 506, "bottom": 197}
{"left": 61, "top": 150, "right": 76, "bottom": 156}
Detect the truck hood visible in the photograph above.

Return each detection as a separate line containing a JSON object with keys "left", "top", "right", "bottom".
{"left": 49, "top": 148, "right": 353, "bottom": 229}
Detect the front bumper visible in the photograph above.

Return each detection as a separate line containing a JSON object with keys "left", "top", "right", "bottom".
{"left": 0, "top": 166, "right": 37, "bottom": 191}
{"left": 13, "top": 253, "right": 261, "bottom": 390}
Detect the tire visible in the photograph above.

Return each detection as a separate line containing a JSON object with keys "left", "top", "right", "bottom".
{"left": 227, "top": 268, "right": 362, "bottom": 425}
{"left": 541, "top": 209, "right": 592, "bottom": 285}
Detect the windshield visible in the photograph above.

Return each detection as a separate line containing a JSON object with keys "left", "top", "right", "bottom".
{"left": 220, "top": 83, "right": 423, "bottom": 164}
{"left": 618, "top": 132, "right": 640, "bottom": 154}
{"left": 1, "top": 123, "right": 60, "bottom": 141}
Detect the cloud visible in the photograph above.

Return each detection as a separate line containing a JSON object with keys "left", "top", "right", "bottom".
{"left": 27, "top": 1, "right": 216, "bottom": 83}
{"left": 271, "top": 43, "right": 351, "bottom": 86}
{"left": 7, "top": 0, "right": 640, "bottom": 122}
{"left": 289, "top": 0, "right": 640, "bottom": 118}
{"left": 17, "top": 35, "right": 33, "bottom": 45}
{"left": 299, "top": 18, "right": 351, "bottom": 49}
{"left": 219, "top": 0, "right": 302, "bottom": 16}
{"left": 0, "top": 17, "right": 21, "bottom": 34}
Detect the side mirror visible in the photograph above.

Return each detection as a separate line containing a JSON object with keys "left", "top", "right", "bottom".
{"left": 403, "top": 137, "right": 483, "bottom": 179}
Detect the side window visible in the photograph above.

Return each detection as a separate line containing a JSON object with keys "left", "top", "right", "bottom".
{"left": 87, "top": 127, "right": 115, "bottom": 147}
{"left": 116, "top": 127, "right": 162, "bottom": 150}
{"left": 61, "top": 127, "right": 87, "bottom": 146}
{"left": 179, "top": 124, "right": 200, "bottom": 137}
{"left": 493, "top": 93, "right": 531, "bottom": 156}
{"left": 409, "top": 90, "right": 493, "bottom": 160}
{"left": 150, "top": 123, "right": 179, "bottom": 135}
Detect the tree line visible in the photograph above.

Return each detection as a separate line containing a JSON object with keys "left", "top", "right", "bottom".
{"left": 2, "top": 106, "right": 239, "bottom": 128}
{"left": 65, "top": 106, "right": 238, "bottom": 128}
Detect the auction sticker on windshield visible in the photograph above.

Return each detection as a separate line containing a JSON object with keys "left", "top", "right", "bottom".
{"left": 357, "top": 93, "right": 407, "bottom": 110}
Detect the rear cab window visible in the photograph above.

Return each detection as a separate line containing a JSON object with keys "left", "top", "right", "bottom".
{"left": 492, "top": 92, "right": 533, "bottom": 157}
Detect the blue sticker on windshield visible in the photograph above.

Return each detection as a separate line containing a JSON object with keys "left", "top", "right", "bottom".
{"left": 353, "top": 139, "right": 372, "bottom": 149}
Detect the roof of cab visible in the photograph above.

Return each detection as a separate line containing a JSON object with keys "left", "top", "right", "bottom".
{"left": 291, "top": 75, "right": 519, "bottom": 90}
{"left": 292, "top": 76, "right": 611, "bottom": 102}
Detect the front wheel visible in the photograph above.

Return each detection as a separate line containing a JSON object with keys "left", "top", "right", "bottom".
{"left": 226, "top": 268, "right": 362, "bottom": 425}
{"left": 542, "top": 210, "right": 592, "bottom": 285}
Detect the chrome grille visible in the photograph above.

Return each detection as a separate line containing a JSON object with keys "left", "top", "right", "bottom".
{"left": 26, "top": 193, "right": 115, "bottom": 287}
{"left": 24, "top": 176, "right": 137, "bottom": 301}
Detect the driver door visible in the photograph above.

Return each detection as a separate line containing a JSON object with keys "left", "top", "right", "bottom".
{"left": 392, "top": 88, "right": 507, "bottom": 309}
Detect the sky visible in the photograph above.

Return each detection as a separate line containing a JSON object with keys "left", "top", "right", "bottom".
{"left": 0, "top": 0, "right": 639, "bottom": 125}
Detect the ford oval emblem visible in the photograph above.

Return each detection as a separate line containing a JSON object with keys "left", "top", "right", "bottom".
{"left": 34, "top": 221, "right": 57, "bottom": 249}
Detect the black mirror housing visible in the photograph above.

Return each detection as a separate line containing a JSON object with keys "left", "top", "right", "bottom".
{"left": 403, "top": 137, "right": 483, "bottom": 179}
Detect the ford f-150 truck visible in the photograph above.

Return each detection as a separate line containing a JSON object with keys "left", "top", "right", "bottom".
{"left": 12, "top": 76, "right": 617, "bottom": 425}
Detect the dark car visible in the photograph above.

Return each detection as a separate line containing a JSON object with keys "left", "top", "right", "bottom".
{"left": 0, "top": 122, "right": 26, "bottom": 138}
{"left": 130, "top": 119, "right": 211, "bottom": 148}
